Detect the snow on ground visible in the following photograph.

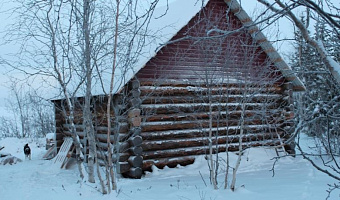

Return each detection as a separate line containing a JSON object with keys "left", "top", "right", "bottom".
{"left": 0, "top": 136, "right": 339, "bottom": 200}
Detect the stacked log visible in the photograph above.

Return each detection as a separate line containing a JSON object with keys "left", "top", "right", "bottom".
{"left": 118, "top": 79, "right": 144, "bottom": 178}
{"left": 52, "top": 79, "right": 294, "bottom": 177}
{"left": 138, "top": 81, "right": 288, "bottom": 171}
{"left": 281, "top": 82, "right": 296, "bottom": 154}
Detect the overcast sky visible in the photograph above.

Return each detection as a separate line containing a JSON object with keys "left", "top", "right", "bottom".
{"left": 0, "top": 1, "right": 15, "bottom": 115}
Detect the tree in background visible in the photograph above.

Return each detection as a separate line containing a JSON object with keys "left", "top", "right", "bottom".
{"left": 253, "top": 0, "right": 340, "bottom": 196}
{"left": 1, "top": 0, "right": 167, "bottom": 194}
{"left": 257, "top": 0, "right": 340, "bottom": 84}
{"left": 0, "top": 80, "right": 54, "bottom": 139}
{"left": 292, "top": 17, "right": 339, "bottom": 138}
{"left": 290, "top": 16, "right": 340, "bottom": 197}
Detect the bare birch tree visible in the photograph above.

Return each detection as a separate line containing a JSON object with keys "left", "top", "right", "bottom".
{"left": 98, "top": 0, "right": 169, "bottom": 192}
{"left": 242, "top": 0, "right": 340, "bottom": 196}
{"left": 1, "top": 0, "right": 99, "bottom": 182}
{"left": 182, "top": 6, "right": 284, "bottom": 190}
{"left": 105, "top": 0, "right": 120, "bottom": 191}
{"left": 255, "top": 0, "right": 340, "bottom": 85}
{"left": 3, "top": 0, "right": 171, "bottom": 193}
{"left": 0, "top": 79, "right": 54, "bottom": 138}
{"left": 81, "top": 0, "right": 96, "bottom": 184}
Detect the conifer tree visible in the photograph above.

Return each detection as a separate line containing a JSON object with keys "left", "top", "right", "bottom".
{"left": 291, "top": 17, "right": 340, "bottom": 153}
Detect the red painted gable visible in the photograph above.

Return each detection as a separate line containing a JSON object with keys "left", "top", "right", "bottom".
{"left": 137, "top": 0, "right": 283, "bottom": 85}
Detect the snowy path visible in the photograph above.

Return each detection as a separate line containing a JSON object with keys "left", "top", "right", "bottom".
{"left": 0, "top": 137, "right": 339, "bottom": 200}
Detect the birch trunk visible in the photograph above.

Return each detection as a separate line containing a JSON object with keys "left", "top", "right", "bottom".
{"left": 224, "top": 123, "right": 230, "bottom": 189}
{"left": 224, "top": 92, "right": 230, "bottom": 189}
{"left": 83, "top": 0, "right": 96, "bottom": 184}
{"left": 106, "top": 0, "right": 120, "bottom": 192}
{"left": 48, "top": 4, "right": 87, "bottom": 180}
{"left": 208, "top": 88, "right": 218, "bottom": 189}
{"left": 230, "top": 103, "right": 245, "bottom": 191}
{"left": 96, "top": 159, "right": 107, "bottom": 194}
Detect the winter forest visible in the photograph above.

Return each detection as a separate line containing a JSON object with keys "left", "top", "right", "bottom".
{"left": 0, "top": 0, "right": 340, "bottom": 199}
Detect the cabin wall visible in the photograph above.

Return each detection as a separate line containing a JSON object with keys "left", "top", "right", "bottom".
{"left": 137, "top": 0, "right": 278, "bottom": 83}
{"left": 53, "top": 83, "right": 145, "bottom": 178}
{"left": 137, "top": 81, "right": 293, "bottom": 171}
{"left": 53, "top": 95, "right": 127, "bottom": 154}
{"left": 134, "top": 0, "right": 294, "bottom": 172}
{"left": 52, "top": 0, "right": 296, "bottom": 179}
{"left": 53, "top": 79, "right": 294, "bottom": 178}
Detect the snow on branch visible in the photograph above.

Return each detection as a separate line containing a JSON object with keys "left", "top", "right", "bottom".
{"left": 258, "top": 0, "right": 340, "bottom": 86}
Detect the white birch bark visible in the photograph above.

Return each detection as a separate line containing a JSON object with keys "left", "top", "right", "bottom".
{"left": 230, "top": 103, "right": 245, "bottom": 191}
{"left": 106, "top": 0, "right": 120, "bottom": 192}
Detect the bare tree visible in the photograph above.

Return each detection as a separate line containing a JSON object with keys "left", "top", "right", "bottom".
{"left": 252, "top": 0, "right": 340, "bottom": 197}
{"left": 8, "top": 81, "right": 31, "bottom": 138}
{"left": 2, "top": 0, "right": 171, "bottom": 194}
{"left": 1, "top": 0, "right": 96, "bottom": 182}
{"left": 0, "top": 79, "right": 54, "bottom": 138}
{"left": 98, "top": 0, "right": 168, "bottom": 192}
{"left": 256, "top": 0, "right": 340, "bottom": 84}
{"left": 81, "top": 0, "right": 96, "bottom": 184}
{"left": 105, "top": 0, "right": 120, "bottom": 191}
{"left": 177, "top": 5, "right": 285, "bottom": 190}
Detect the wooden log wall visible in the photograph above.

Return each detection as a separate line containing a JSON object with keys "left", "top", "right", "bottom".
{"left": 53, "top": 94, "right": 132, "bottom": 172}
{"left": 281, "top": 82, "right": 296, "bottom": 154}
{"left": 51, "top": 0, "right": 298, "bottom": 178}
{"left": 52, "top": 79, "right": 294, "bottom": 178}
{"left": 138, "top": 80, "right": 290, "bottom": 172}
{"left": 118, "top": 79, "right": 144, "bottom": 178}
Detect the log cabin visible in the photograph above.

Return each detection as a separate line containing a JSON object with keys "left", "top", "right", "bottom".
{"left": 52, "top": 0, "right": 305, "bottom": 178}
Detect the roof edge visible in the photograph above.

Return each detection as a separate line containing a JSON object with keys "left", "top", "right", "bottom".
{"left": 224, "top": 0, "right": 305, "bottom": 92}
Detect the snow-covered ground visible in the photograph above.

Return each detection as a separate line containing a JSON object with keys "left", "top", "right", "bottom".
{"left": 0, "top": 136, "right": 339, "bottom": 200}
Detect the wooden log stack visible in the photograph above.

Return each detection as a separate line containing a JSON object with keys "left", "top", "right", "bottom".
{"left": 137, "top": 80, "right": 287, "bottom": 172}
{"left": 118, "top": 79, "right": 144, "bottom": 178}
{"left": 53, "top": 79, "right": 295, "bottom": 178}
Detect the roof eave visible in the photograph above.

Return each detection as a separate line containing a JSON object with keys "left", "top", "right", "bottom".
{"left": 224, "top": 0, "right": 306, "bottom": 92}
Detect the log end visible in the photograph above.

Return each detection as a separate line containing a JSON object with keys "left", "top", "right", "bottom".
{"left": 123, "top": 167, "right": 143, "bottom": 179}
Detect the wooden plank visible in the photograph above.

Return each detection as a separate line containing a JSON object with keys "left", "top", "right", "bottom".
{"left": 141, "top": 118, "right": 281, "bottom": 132}
{"left": 140, "top": 103, "right": 280, "bottom": 115}
{"left": 140, "top": 86, "right": 282, "bottom": 97}
{"left": 43, "top": 145, "right": 57, "bottom": 160}
{"left": 61, "top": 146, "right": 75, "bottom": 169}
{"left": 143, "top": 110, "right": 282, "bottom": 123}
{"left": 141, "top": 94, "right": 282, "bottom": 105}
{"left": 139, "top": 80, "right": 283, "bottom": 88}
{"left": 124, "top": 167, "right": 143, "bottom": 179}
{"left": 54, "top": 137, "right": 73, "bottom": 168}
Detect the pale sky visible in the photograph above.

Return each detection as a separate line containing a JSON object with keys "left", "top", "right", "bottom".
{"left": 0, "top": 1, "right": 15, "bottom": 112}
